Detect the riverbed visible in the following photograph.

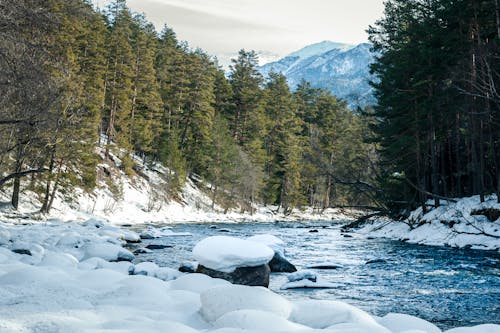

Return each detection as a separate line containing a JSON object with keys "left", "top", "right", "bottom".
{"left": 132, "top": 221, "right": 500, "bottom": 330}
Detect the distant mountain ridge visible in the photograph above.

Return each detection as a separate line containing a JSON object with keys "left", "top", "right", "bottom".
{"left": 258, "top": 41, "right": 376, "bottom": 108}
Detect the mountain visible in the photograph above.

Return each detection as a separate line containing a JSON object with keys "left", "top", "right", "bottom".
{"left": 258, "top": 41, "right": 376, "bottom": 108}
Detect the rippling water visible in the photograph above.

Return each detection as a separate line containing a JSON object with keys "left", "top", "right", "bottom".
{"left": 131, "top": 221, "right": 500, "bottom": 330}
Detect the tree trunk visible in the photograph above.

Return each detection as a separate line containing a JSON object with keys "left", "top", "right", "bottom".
{"left": 324, "top": 152, "right": 334, "bottom": 210}
{"left": 430, "top": 114, "right": 440, "bottom": 207}
{"left": 11, "top": 142, "right": 24, "bottom": 209}
{"left": 40, "top": 146, "right": 56, "bottom": 213}
{"left": 47, "top": 173, "right": 61, "bottom": 212}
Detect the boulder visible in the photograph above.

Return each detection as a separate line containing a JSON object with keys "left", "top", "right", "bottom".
{"left": 145, "top": 244, "right": 173, "bottom": 250}
{"left": 247, "top": 234, "right": 296, "bottom": 273}
{"left": 268, "top": 252, "right": 297, "bottom": 273}
{"left": 366, "top": 258, "right": 387, "bottom": 265}
{"left": 12, "top": 248, "right": 31, "bottom": 256}
{"left": 133, "top": 247, "right": 152, "bottom": 254}
{"left": 179, "top": 261, "right": 198, "bottom": 273}
{"left": 280, "top": 270, "right": 337, "bottom": 290}
{"left": 307, "top": 263, "right": 343, "bottom": 270}
{"left": 197, "top": 264, "right": 271, "bottom": 287}
{"left": 193, "top": 236, "right": 274, "bottom": 273}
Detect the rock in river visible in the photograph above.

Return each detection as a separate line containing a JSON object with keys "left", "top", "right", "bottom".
{"left": 268, "top": 252, "right": 297, "bottom": 273}
{"left": 197, "top": 264, "right": 271, "bottom": 287}
{"left": 193, "top": 236, "right": 274, "bottom": 287}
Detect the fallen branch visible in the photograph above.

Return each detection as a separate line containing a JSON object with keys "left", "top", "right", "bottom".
{"left": 0, "top": 168, "right": 48, "bottom": 187}
{"left": 403, "top": 177, "right": 458, "bottom": 203}
{"left": 342, "top": 211, "right": 387, "bottom": 230}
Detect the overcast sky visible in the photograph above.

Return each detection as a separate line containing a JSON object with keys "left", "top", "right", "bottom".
{"left": 94, "top": 0, "right": 385, "bottom": 67}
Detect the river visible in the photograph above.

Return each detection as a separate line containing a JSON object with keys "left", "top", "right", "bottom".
{"left": 131, "top": 221, "right": 500, "bottom": 330}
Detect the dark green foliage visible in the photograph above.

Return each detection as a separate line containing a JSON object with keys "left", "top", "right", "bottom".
{"left": 369, "top": 0, "right": 500, "bottom": 213}
{"left": 0, "top": 0, "right": 377, "bottom": 214}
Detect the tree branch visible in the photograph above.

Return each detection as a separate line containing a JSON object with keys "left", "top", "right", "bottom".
{"left": 0, "top": 168, "right": 48, "bottom": 187}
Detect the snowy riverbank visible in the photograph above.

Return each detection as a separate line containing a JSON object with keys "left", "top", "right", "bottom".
{"left": 358, "top": 195, "right": 500, "bottom": 251}
{"left": 0, "top": 218, "right": 499, "bottom": 333}
{"left": 0, "top": 153, "right": 359, "bottom": 226}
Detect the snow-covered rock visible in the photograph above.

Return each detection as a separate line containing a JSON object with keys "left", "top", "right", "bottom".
{"left": 281, "top": 270, "right": 337, "bottom": 289}
{"left": 199, "top": 284, "right": 292, "bottom": 322}
{"left": 247, "top": 234, "right": 285, "bottom": 255}
{"left": 377, "top": 313, "right": 442, "bottom": 333}
{"left": 169, "top": 273, "right": 230, "bottom": 294}
{"left": 213, "top": 309, "right": 308, "bottom": 331}
{"left": 247, "top": 234, "right": 296, "bottom": 272}
{"left": 289, "top": 300, "right": 378, "bottom": 329}
{"left": 78, "top": 257, "right": 134, "bottom": 274}
{"left": 39, "top": 251, "right": 79, "bottom": 268}
{"left": 444, "top": 324, "right": 500, "bottom": 333}
{"left": 81, "top": 242, "right": 134, "bottom": 262}
{"left": 132, "top": 261, "right": 182, "bottom": 281}
{"left": 193, "top": 236, "right": 274, "bottom": 273}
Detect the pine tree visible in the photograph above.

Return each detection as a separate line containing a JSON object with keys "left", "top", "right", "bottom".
{"left": 262, "top": 73, "right": 303, "bottom": 212}
{"left": 103, "top": 0, "right": 135, "bottom": 172}
{"left": 129, "top": 14, "right": 162, "bottom": 159}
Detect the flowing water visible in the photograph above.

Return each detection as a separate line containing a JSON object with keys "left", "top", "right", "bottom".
{"left": 131, "top": 221, "right": 500, "bottom": 330}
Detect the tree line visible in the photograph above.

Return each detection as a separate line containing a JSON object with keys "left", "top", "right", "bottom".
{"left": 0, "top": 0, "right": 375, "bottom": 214}
{"left": 369, "top": 0, "right": 500, "bottom": 214}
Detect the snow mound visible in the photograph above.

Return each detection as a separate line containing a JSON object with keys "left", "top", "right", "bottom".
{"left": 81, "top": 243, "right": 134, "bottom": 262}
{"left": 39, "top": 251, "right": 79, "bottom": 268}
{"left": 169, "top": 273, "right": 230, "bottom": 294}
{"left": 377, "top": 313, "right": 442, "bottom": 333}
{"left": 193, "top": 236, "right": 274, "bottom": 273}
{"left": 444, "top": 324, "right": 500, "bottom": 333}
{"left": 214, "top": 309, "right": 308, "bottom": 331}
{"left": 199, "top": 284, "right": 292, "bottom": 322}
{"left": 247, "top": 234, "right": 285, "bottom": 255}
{"left": 132, "top": 261, "right": 182, "bottom": 281}
{"left": 289, "top": 300, "right": 377, "bottom": 329}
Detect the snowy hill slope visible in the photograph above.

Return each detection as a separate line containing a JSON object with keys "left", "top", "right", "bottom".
{"left": 258, "top": 41, "right": 375, "bottom": 108}
{"left": 0, "top": 150, "right": 354, "bottom": 225}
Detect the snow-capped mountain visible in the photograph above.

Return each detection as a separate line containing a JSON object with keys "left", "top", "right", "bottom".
{"left": 258, "top": 41, "right": 376, "bottom": 108}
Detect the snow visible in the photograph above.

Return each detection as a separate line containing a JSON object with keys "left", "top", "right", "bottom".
{"left": 289, "top": 300, "right": 379, "bottom": 329}
{"left": 0, "top": 218, "right": 498, "bottom": 333}
{"left": 444, "top": 324, "right": 500, "bottom": 333}
{"left": 213, "top": 309, "right": 308, "bottom": 331}
{"left": 169, "top": 273, "right": 230, "bottom": 294}
{"left": 199, "top": 284, "right": 293, "bottom": 322}
{"left": 359, "top": 195, "right": 500, "bottom": 251}
{"left": 81, "top": 242, "right": 135, "bottom": 262}
{"left": 0, "top": 146, "right": 361, "bottom": 228}
{"left": 247, "top": 234, "right": 285, "bottom": 255}
{"left": 376, "top": 313, "right": 442, "bottom": 333}
{"left": 193, "top": 236, "right": 275, "bottom": 273}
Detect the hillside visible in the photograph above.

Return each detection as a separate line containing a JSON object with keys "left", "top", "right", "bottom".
{"left": 0, "top": 150, "right": 356, "bottom": 225}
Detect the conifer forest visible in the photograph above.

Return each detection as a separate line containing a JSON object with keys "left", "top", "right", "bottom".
{"left": 0, "top": 0, "right": 498, "bottom": 217}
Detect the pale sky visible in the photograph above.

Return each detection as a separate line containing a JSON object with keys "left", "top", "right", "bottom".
{"left": 95, "top": 0, "right": 385, "bottom": 67}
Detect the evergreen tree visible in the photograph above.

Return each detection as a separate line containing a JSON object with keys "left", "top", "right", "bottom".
{"left": 263, "top": 73, "right": 303, "bottom": 212}
{"left": 103, "top": 0, "right": 135, "bottom": 172}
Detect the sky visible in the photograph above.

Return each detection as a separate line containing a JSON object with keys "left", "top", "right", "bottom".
{"left": 94, "top": 0, "right": 385, "bottom": 67}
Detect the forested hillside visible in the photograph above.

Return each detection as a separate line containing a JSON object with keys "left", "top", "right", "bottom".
{"left": 369, "top": 0, "right": 500, "bottom": 214}
{"left": 0, "top": 0, "right": 375, "bottom": 214}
